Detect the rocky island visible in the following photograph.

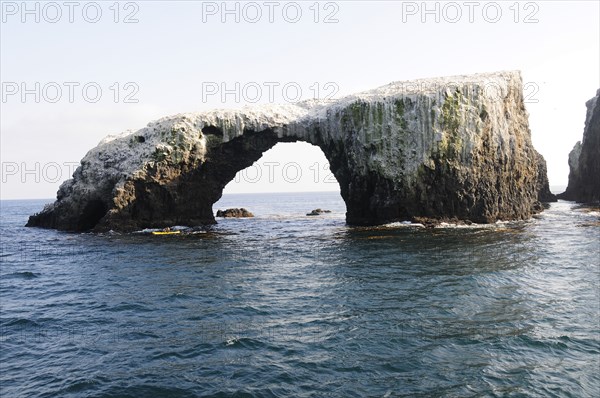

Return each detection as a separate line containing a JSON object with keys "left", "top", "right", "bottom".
{"left": 307, "top": 209, "right": 332, "bottom": 216}
{"left": 216, "top": 208, "right": 254, "bottom": 218}
{"left": 558, "top": 89, "right": 600, "bottom": 203}
{"left": 27, "top": 71, "right": 555, "bottom": 232}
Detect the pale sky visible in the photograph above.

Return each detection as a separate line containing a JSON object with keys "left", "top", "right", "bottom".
{"left": 1, "top": 0, "right": 599, "bottom": 199}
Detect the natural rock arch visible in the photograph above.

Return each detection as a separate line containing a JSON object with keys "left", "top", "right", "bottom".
{"left": 99, "top": 126, "right": 387, "bottom": 231}
{"left": 27, "top": 71, "right": 554, "bottom": 232}
{"left": 202, "top": 129, "right": 389, "bottom": 226}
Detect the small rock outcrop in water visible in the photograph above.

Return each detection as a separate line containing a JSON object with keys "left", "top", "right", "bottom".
{"left": 306, "top": 209, "right": 332, "bottom": 216}
{"left": 558, "top": 89, "right": 600, "bottom": 203}
{"left": 27, "top": 71, "right": 554, "bottom": 232}
{"left": 216, "top": 208, "right": 254, "bottom": 218}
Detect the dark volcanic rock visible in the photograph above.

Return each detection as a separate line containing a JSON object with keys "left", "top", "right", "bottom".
{"left": 26, "top": 71, "right": 554, "bottom": 232}
{"left": 558, "top": 89, "right": 600, "bottom": 203}
{"left": 216, "top": 208, "right": 254, "bottom": 218}
{"left": 306, "top": 209, "right": 331, "bottom": 216}
{"left": 535, "top": 150, "right": 557, "bottom": 202}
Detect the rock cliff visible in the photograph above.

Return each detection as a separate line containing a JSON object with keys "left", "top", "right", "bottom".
{"left": 558, "top": 89, "right": 600, "bottom": 203}
{"left": 535, "top": 150, "right": 557, "bottom": 203}
{"left": 27, "top": 71, "right": 553, "bottom": 232}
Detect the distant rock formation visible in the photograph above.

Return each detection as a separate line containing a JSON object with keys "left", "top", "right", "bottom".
{"left": 27, "top": 71, "right": 553, "bottom": 232}
{"left": 216, "top": 208, "right": 254, "bottom": 218}
{"left": 535, "top": 150, "right": 557, "bottom": 202}
{"left": 558, "top": 89, "right": 600, "bottom": 203}
{"left": 306, "top": 209, "right": 332, "bottom": 216}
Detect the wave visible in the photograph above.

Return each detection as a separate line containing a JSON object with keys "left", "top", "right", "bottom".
{"left": 4, "top": 271, "right": 39, "bottom": 279}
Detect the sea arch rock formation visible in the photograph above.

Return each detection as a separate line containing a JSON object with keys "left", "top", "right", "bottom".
{"left": 27, "top": 71, "right": 553, "bottom": 232}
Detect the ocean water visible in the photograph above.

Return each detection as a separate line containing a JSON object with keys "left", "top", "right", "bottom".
{"left": 1, "top": 192, "right": 599, "bottom": 397}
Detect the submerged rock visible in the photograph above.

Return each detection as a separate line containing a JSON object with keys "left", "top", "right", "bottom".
{"left": 558, "top": 89, "right": 600, "bottom": 203}
{"left": 306, "top": 209, "right": 332, "bottom": 216}
{"left": 27, "top": 71, "right": 553, "bottom": 232}
{"left": 216, "top": 208, "right": 254, "bottom": 218}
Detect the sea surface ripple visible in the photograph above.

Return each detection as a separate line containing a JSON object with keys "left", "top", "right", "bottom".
{"left": 1, "top": 193, "right": 599, "bottom": 397}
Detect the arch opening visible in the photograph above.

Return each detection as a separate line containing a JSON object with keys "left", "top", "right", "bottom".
{"left": 214, "top": 141, "right": 345, "bottom": 218}
{"left": 223, "top": 142, "right": 341, "bottom": 194}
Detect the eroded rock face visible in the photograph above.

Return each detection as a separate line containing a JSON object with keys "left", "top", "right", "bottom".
{"left": 535, "top": 151, "right": 557, "bottom": 203}
{"left": 558, "top": 89, "right": 600, "bottom": 203}
{"left": 27, "top": 71, "right": 553, "bottom": 232}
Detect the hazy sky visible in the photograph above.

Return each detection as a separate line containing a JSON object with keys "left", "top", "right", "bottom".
{"left": 1, "top": 0, "right": 599, "bottom": 199}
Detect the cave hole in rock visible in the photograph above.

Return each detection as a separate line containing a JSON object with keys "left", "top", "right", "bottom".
{"left": 202, "top": 125, "right": 224, "bottom": 136}
{"left": 78, "top": 199, "right": 108, "bottom": 231}
{"left": 215, "top": 142, "right": 344, "bottom": 218}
